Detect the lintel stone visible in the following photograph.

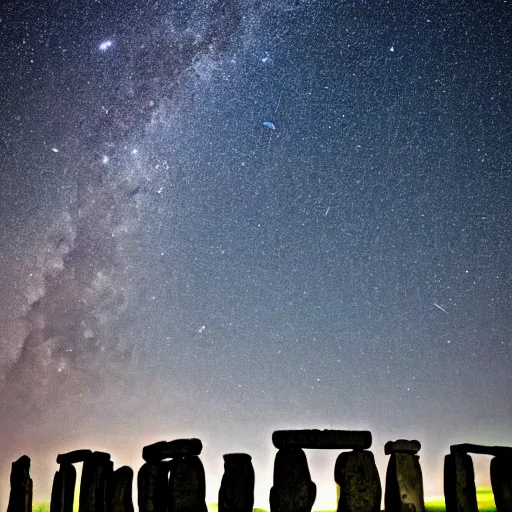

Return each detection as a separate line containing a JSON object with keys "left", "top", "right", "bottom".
{"left": 57, "top": 450, "right": 93, "bottom": 465}
{"left": 384, "top": 440, "right": 421, "bottom": 455}
{"left": 272, "top": 430, "right": 371, "bottom": 450}
{"left": 142, "top": 439, "right": 203, "bottom": 462}
{"left": 450, "top": 444, "right": 512, "bottom": 458}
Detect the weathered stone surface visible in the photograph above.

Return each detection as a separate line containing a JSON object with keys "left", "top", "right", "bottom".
{"left": 270, "top": 448, "right": 316, "bottom": 512}
{"left": 385, "top": 452, "right": 425, "bottom": 512}
{"left": 50, "top": 464, "right": 77, "bottom": 512}
{"left": 106, "top": 466, "right": 134, "bottom": 512}
{"left": 451, "top": 444, "right": 512, "bottom": 459}
{"left": 490, "top": 455, "right": 512, "bottom": 512}
{"left": 384, "top": 440, "right": 421, "bottom": 455}
{"left": 57, "top": 450, "right": 93, "bottom": 465}
{"left": 79, "top": 453, "right": 114, "bottom": 512}
{"left": 138, "top": 462, "right": 169, "bottom": 512}
{"left": 272, "top": 430, "right": 372, "bottom": 450}
{"left": 335, "top": 451, "right": 381, "bottom": 512}
{"left": 219, "top": 454, "right": 254, "bottom": 512}
{"left": 7, "top": 455, "right": 33, "bottom": 512}
{"left": 168, "top": 456, "right": 207, "bottom": 512}
{"left": 444, "top": 453, "right": 478, "bottom": 512}
{"left": 143, "top": 440, "right": 203, "bottom": 463}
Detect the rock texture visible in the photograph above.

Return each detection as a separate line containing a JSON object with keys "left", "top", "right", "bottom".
{"left": 272, "top": 430, "right": 372, "bottom": 450}
{"left": 143, "top": 440, "right": 203, "bottom": 463}
{"left": 270, "top": 448, "right": 316, "bottom": 512}
{"left": 384, "top": 440, "right": 421, "bottom": 455}
{"left": 138, "top": 462, "right": 169, "bottom": 512}
{"left": 219, "top": 454, "right": 255, "bottom": 512}
{"left": 50, "top": 464, "right": 77, "bottom": 512}
{"left": 106, "top": 466, "right": 134, "bottom": 512}
{"left": 79, "top": 452, "right": 114, "bottom": 512}
{"left": 7, "top": 455, "right": 33, "bottom": 512}
{"left": 444, "top": 453, "right": 478, "bottom": 512}
{"left": 385, "top": 452, "right": 425, "bottom": 512}
{"left": 335, "top": 451, "right": 381, "bottom": 512}
{"left": 490, "top": 455, "right": 512, "bottom": 512}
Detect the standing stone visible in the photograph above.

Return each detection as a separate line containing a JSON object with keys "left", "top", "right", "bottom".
{"left": 385, "top": 453, "right": 425, "bottom": 512}
{"left": 138, "top": 462, "right": 169, "bottom": 512}
{"left": 51, "top": 464, "right": 77, "bottom": 512}
{"left": 335, "top": 451, "right": 381, "bottom": 512}
{"left": 444, "top": 453, "right": 478, "bottom": 512}
{"left": 168, "top": 456, "right": 207, "bottom": 512}
{"left": 490, "top": 455, "right": 512, "bottom": 512}
{"left": 269, "top": 448, "right": 317, "bottom": 512}
{"left": 7, "top": 455, "right": 33, "bottom": 512}
{"left": 219, "top": 454, "right": 255, "bottom": 512}
{"left": 107, "top": 466, "right": 134, "bottom": 512}
{"left": 79, "top": 452, "right": 114, "bottom": 512}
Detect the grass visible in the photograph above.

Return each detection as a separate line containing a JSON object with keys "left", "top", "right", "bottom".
{"left": 33, "top": 503, "right": 50, "bottom": 512}
{"left": 424, "top": 485, "right": 496, "bottom": 512}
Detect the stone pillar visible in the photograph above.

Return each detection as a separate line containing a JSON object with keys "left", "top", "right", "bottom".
{"left": 50, "top": 463, "right": 77, "bottom": 512}
{"left": 79, "top": 452, "right": 114, "bottom": 512}
{"left": 138, "top": 462, "right": 169, "bottom": 512}
{"left": 384, "top": 440, "right": 425, "bottom": 512}
{"left": 169, "top": 455, "right": 207, "bottom": 512}
{"left": 444, "top": 453, "right": 478, "bottom": 512}
{"left": 490, "top": 455, "right": 512, "bottom": 512}
{"left": 168, "top": 456, "right": 207, "bottom": 512}
{"left": 106, "top": 466, "right": 134, "bottom": 512}
{"left": 7, "top": 455, "right": 33, "bottom": 512}
{"left": 269, "top": 448, "right": 316, "bottom": 512}
{"left": 335, "top": 450, "right": 381, "bottom": 512}
{"left": 219, "top": 453, "right": 255, "bottom": 512}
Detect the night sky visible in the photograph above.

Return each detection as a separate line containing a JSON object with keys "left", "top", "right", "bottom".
{"left": 0, "top": 0, "right": 511, "bottom": 508}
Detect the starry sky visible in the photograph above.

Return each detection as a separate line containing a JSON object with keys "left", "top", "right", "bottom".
{"left": 0, "top": 0, "right": 511, "bottom": 509}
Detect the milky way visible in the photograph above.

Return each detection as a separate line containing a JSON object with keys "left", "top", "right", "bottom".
{"left": 0, "top": 0, "right": 511, "bottom": 508}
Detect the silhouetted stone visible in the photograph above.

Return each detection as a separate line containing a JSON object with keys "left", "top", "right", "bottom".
{"left": 490, "top": 455, "right": 512, "bottom": 512}
{"left": 335, "top": 451, "right": 381, "bottom": 512}
{"left": 7, "top": 455, "right": 33, "bottom": 512}
{"left": 384, "top": 440, "right": 421, "bottom": 455}
{"left": 79, "top": 452, "right": 114, "bottom": 512}
{"left": 219, "top": 454, "right": 255, "bottom": 512}
{"left": 444, "top": 453, "right": 478, "bottom": 512}
{"left": 143, "top": 439, "right": 203, "bottom": 463}
{"left": 385, "top": 452, "right": 425, "bottom": 512}
{"left": 138, "top": 462, "right": 169, "bottom": 512}
{"left": 272, "top": 430, "right": 372, "bottom": 450}
{"left": 168, "top": 456, "right": 207, "bottom": 512}
{"left": 107, "top": 466, "right": 134, "bottom": 512}
{"left": 451, "top": 444, "right": 512, "bottom": 458}
{"left": 50, "top": 464, "right": 77, "bottom": 512}
{"left": 270, "top": 448, "right": 316, "bottom": 512}
{"left": 92, "top": 452, "right": 112, "bottom": 462}
{"left": 57, "top": 450, "right": 93, "bottom": 464}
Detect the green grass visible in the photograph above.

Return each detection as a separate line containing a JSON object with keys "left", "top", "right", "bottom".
{"left": 33, "top": 503, "right": 50, "bottom": 512}
{"left": 424, "top": 485, "right": 496, "bottom": 512}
